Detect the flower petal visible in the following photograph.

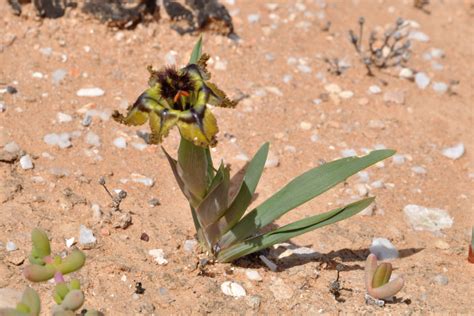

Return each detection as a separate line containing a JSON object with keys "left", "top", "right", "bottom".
{"left": 177, "top": 106, "right": 218, "bottom": 147}
{"left": 149, "top": 110, "right": 178, "bottom": 144}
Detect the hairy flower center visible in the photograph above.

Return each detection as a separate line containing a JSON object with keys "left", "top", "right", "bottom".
{"left": 158, "top": 68, "right": 195, "bottom": 111}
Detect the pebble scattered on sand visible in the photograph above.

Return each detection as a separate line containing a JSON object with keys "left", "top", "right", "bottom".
{"left": 19, "top": 155, "right": 33, "bottom": 170}
{"left": 148, "top": 249, "right": 168, "bottom": 265}
{"left": 113, "top": 137, "right": 127, "bottom": 149}
{"left": 79, "top": 225, "right": 96, "bottom": 246}
{"left": 369, "top": 238, "right": 399, "bottom": 260}
{"left": 415, "top": 72, "right": 430, "bottom": 89}
{"left": 76, "top": 88, "right": 105, "bottom": 97}
{"left": 403, "top": 204, "right": 453, "bottom": 231}
{"left": 221, "top": 281, "right": 246, "bottom": 297}
{"left": 441, "top": 143, "right": 464, "bottom": 160}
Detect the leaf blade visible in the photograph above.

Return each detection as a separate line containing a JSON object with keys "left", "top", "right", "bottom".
{"left": 188, "top": 36, "right": 203, "bottom": 64}
{"left": 219, "top": 149, "right": 395, "bottom": 248}
{"left": 217, "top": 198, "right": 374, "bottom": 262}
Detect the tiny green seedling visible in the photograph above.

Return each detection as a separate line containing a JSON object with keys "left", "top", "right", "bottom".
{"left": 113, "top": 37, "right": 396, "bottom": 263}
{"left": 365, "top": 254, "right": 404, "bottom": 305}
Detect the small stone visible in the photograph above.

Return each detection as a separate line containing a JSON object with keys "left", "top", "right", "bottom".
{"left": 57, "top": 112, "right": 72, "bottom": 123}
{"left": 85, "top": 132, "right": 101, "bottom": 147}
{"left": 434, "top": 240, "right": 450, "bottom": 250}
{"left": 310, "top": 134, "right": 319, "bottom": 142}
{"left": 32, "top": 72, "right": 44, "bottom": 79}
{"left": 247, "top": 13, "right": 260, "bottom": 23}
{"left": 65, "top": 237, "right": 75, "bottom": 248}
{"left": 214, "top": 59, "right": 228, "bottom": 71}
{"left": 399, "top": 68, "right": 414, "bottom": 79}
{"left": 299, "top": 121, "right": 312, "bottom": 130}
{"left": 113, "top": 137, "right": 127, "bottom": 149}
{"left": 0, "top": 102, "right": 6, "bottom": 113}
{"left": 355, "top": 183, "right": 368, "bottom": 197}
{"left": 369, "top": 238, "right": 399, "bottom": 260}
{"left": 432, "top": 82, "right": 448, "bottom": 94}
{"left": 149, "top": 249, "right": 168, "bottom": 265}
{"left": 358, "top": 171, "right": 370, "bottom": 183}
{"left": 371, "top": 180, "right": 384, "bottom": 189}
{"left": 183, "top": 239, "right": 197, "bottom": 252}
{"left": 148, "top": 198, "right": 161, "bottom": 207}
{"left": 368, "top": 85, "right": 382, "bottom": 94}
{"left": 339, "top": 90, "right": 354, "bottom": 99}
{"left": 442, "top": 143, "right": 464, "bottom": 160}
{"left": 269, "top": 277, "right": 293, "bottom": 300}
{"left": 411, "top": 166, "right": 427, "bottom": 174}
{"left": 140, "top": 233, "right": 150, "bottom": 242}
{"left": 114, "top": 31, "right": 125, "bottom": 41}
{"left": 79, "top": 225, "right": 97, "bottom": 246}
{"left": 52, "top": 69, "right": 67, "bottom": 85}
{"left": 415, "top": 72, "right": 431, "bottom": 90}
{"left": 100, "top": 228, "right": 110, "bottom": 236}
{"left": 392, "top": 154, "right": 406, "bottom": 165}
{"left": 245, "top": 270, "right": 263, "bottom": 282}
{"left": 221, "top": 281, "right": 246, "bottom": 297}
{"left": 4, "top": 142, "right": 20, "bottom": 153}
{"left": 265, "top": 151, "right": 280, "bottom": 168}
{"left": 403, "top": 204, "right": 453, "bottom": 231}
{"left": 433, "top": 274, "right": 448, "bottom": 286}
{"left": 131, "top": 173, "right": 154, "bottom": 187}
{"left": 19, "top": 155, "right": 34, "bottom": 170}
{"left": 81, "top": 115, "right": 92, "bottom": 127}
{"left": 383, "top": 91, "right": 405, "bottom": 105}
{"left": 245, "top": 296, "right": 261, "bottom": 309}
{"left": 164, "top": 50, "right": 177, "bottom": 64}
{"left": 341, "top": 149, "right": 357, "bottom": 157}
{"left": 368, "top": 120, "right": 385, "bottom": 129}
{"left": 409, "top": 31, "right": 430, "bottom": 42}
{"left": 282, "top": 74, "right": 293, "bottom": 84}
{"left": 76, "top": 88, "right": 105, "bottom": 97}
{"left": 6, "top": 241, "right": 17, "bottom": 252}
{"left": 324, "top": 83, "right": 341, "bottom": 94}
{"left": 297, "top": 64, "right": 312, "bottom": 73}
{"left": 40, "top": 47, "right": 53, "bottom": 56}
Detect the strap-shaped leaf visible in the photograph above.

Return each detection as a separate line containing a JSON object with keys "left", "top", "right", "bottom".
{"left": 219, "top": 149, "right": 395, "bottom": 248}
{"left": 197, "top": 162, "right": 230, "bottom": 228}
{"left": 188, "top": 35, "right": 203, "bottom": 65}
{"left": 204, "top": 143, "right": 269, "bottom": 245}
{"left": 162, "top": 146, "right": 201, "bottom": 207}
{"left": 178, "top": 137, "right": 209, "bottom": 200}
{"left": 217, "top": 197, "right": 374, "bottom": 262}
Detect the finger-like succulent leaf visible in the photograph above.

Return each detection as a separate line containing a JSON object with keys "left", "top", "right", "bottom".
{"left": 372, "top": 262, "right": 392, "bottom": 288}
{"left": 58, "top": 249, "right": 86, "bottom": 275}
{"left": 54, "top": 283, "right": 70, "bottom": 304}
{"left": 365, "top": 254, "right": 404, "bottom": 299}
{"left": 24, "top": 264, "right": 56, "bottom": 282}
{"left": 69, "top": 279, "right": 81, "bottom": 290}
{"left": 59, "top": 290, "right": 84, "bottom": 311}
{"left": 220, "top": 149, "right": 395, "bottom": 248}
{"left": 217, "top": 198, "right": 374, "bottom": 262}
{"left": 18, "top": 287, "right": 40, "bottom": 316}
{"left": 29, "top": 229, "right": 51, "bottom": 265}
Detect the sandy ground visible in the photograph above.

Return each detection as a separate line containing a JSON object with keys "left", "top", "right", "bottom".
{"left": 0, "top": 0, "right": 473, "bottom": 314}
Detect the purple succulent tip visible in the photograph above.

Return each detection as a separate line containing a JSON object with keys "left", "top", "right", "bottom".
{"left": 54, "top": 271, "right": 65, "bottom": 283}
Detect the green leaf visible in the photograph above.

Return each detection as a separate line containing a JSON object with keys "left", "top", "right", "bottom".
{"left": 205, "top": 143, "right": 269, "bottom": 243}
{"left": 21, "top": 287, "right": 41, "bottom": 316}
{"left": 162, "top": 146, "right": 201, "bottom": 207}
{"left": 217, "top": 198, "right": 374, "bottom": 262}
{"left": 188, "top": 36, "right": 203, "bottom": 64}
{"left": 197, "top": 162, "right": 230, "bottom": 229}
{"left": 219, "top": 149, "right": 395, "bottom": 248}
{"left": 178, "top": 137, "right": 210, "bottom": 200}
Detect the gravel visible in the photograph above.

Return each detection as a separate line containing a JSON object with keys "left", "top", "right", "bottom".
{"left": 76, "top": 88, "right": 105, "bottom": 97}
{"left": 43, "top": 133, "right": 72, "bottom": 149}
{"left": 221, "top": 281, "right": 246, "bottom": 297}
{"left": 369, "top": 238, "right": 399, "bottom": 260}
{"left": 432, "top": 82, "right": 448, "bottom": 94}
{"left": 6, "top": 241, "right": 17, "bottom": 252}
{"left": 368, "top": 85, "right": 382, "bottom": 94}
{"left": 113, "top": 137, "right": 127, "bottom": 149}
{"left": 57, "top": 112, "right": 72, "bottom": 123}
{"left": 415, "top": 72, "right": 430, "bottom": 89}
{"left": 52, "top": 69, "right": 67, "bottom": 85}
{"left": 245, "top": 270, "right": 263, "bottom": 282}
{"left": 19, "top": 155, "right": 34, "bottom": 170}
{"left": 148, "top": 249, "right": 168, "bottom": 265}
{"left": 79, "top": 225, "right": 96, "bottom": 246}
{"left": 85, "top": 131, "right": 101, "bottom": 147}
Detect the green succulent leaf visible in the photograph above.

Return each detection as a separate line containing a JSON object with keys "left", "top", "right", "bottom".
{"left": 217, "top": 197, "right": 374, "bottom": 262}
{"left": 24, "top": 263, "right": 56, "bottom": 282}
{"left": 219, "top": 149, "right": 395, "bottom": 248}
{"left": 58, "top": 249, "right": 85, "bottom": 275}
{"left": 54, "top": 283, "right": 70, "bottom": 304}
{"left": 29, "top": 228, "right": 51, "bottom": 265}
{"left": 59, "top": 290, "right": 84, "bottom": 311}
{"left": 372, "top": 262, "right": 392, "bottom": 288}
{"left": 19, "top": 287, "right": 41, "bottom": 316}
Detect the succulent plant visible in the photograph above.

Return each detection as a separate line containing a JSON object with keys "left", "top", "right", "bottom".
{"left": 23, "top": 228, "right": 85, "bottom": 282}
{"left": 0, "top": 287, "right": 41, "bottom": 316}
{"left": 365, "top": 254, "right": 404, "bottom": 300}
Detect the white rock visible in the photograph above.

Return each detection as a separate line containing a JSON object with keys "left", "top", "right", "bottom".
{"left": 392, "top": 154, "right": 406, "bottom": 165}
{"left": 52, "top": 69, "right": 67, "bottom": 85}
{"left": 214, "top": 60, "right": 228, "bottom": 71}
{"left": 247, "top": 14, "right": 260, "bottom": 23}
{"left": 324, "top": 83, "right": 341, "bottom": 94}
{"left": 4, "top": 142, "right": 20, "bottom": 153}
{"left": 79, "top": 225, "right": 96, "bottom": 245}
{"left": 297, "top": 64, "right": 312, "bottom": 73}
{"left": 411, "top": 166, "right": 427, "bottom": 174}
{"left": 299, "top": 121, "right": 312, "bottom": 130}
{"left": 43, "top": 133, "right": 59, "bottom": 146}
{"left": 131, "top": 173, "right": 154, "bottom": 187}
{"left": 113, "top": 137, "right": 127, "bottom": 149}
{"left": 183, "top": 240, "right": 197, "bottom": 252}
{"left": 399, "top": 68, "right": 414, "bottom": 79}
{"left": 403, "top": 204, "right": 453, "bottom": 231}
{"left": 65, "top": 237, "right": 75, "bottom": 248}
{"left": 164, "top": 50, "right": 177, "bottom": 64}
{"left": 310, "top": 134, "right": 319, "bottom": 142}
{"left": 57, "top": 112, "right": 72, "bottom": 123}
{"left": 282, "top": 74, "right": 293, "bottom": 84}
{"left": 131, "top": 142, "right": 148, "bottom": 151}
{"left": 415, "top": 72, "right": 430, "bottom": 89}
{"left": 433, "top": 274, "right": 449, "bottom": 286}
{"left": 442, "top": 143, "right": 464, "bottom": 160}
{"left": 409, "top": 31, "right": 430, "bottom": 42}
{"left": 6, "top": 241, "right": 17, "bottom": 251}
{"left": 358, "top": 171, "right": 370, "bottom": 183}
{"left": 19, "top": 155, "right": 34, "bottom": 170}
{"left": 341, "top": 149, "right": 357, "bottom": 157}
{"left": 0, "top": 102, "right": 5, "bottom": 112}
{"left": 148, "top": 249, "right": 168, "bottom": 265}
{"left": 85, "top": 132, "right": 101, "bottom": 147}
{"left": 266, "top": 86, "right": 283, "bottom": 96}
{"left": 368, "top": 85, "right": 382, "bottom": 94}
{"left": 221, "top": 281, "right": 246, "bottom": 297}
{"left": 32, "top": 72, "right": 44, "bottom": 79}
{"left": 76, "top": 88, "right": 105, "bottom": 97}
{"left": 245, "top": 270, "right": 263, "bottom": 282}
{"left": 369, "top": 238, "right": 399, "bottom": 260}
{"left": 371, "top": 180, "right": 384, "bottom": 189}
{"left": 339, "top": 90, "right": 354, "bottom": 99}
{"left": 383, "top": 91, "right": 405, "bottom": 105}
{"left": 368, "top": 120, "right": 385, "bottom": 129}
{"left": 40, "top": 47, "right": 53, "bottom": 56}
{"left": 265, "top": 151, "right": 280, "bottom": 168}
{"left": 432, "top": 82, "right": 448, "bottom": 94}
